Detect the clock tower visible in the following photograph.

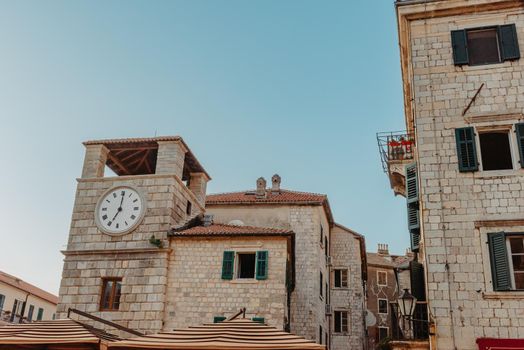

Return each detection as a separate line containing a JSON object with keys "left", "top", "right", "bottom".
{"left": 57, "top": 136, "right": 210, "bottom": 333}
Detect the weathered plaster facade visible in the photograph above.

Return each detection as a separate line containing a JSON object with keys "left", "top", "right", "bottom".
{"left": 394, "top": 1, "right": 524, "bottom": 349}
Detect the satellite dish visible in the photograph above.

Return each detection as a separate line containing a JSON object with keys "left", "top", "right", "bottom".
{"left": 228, "top": 219, "right": 245, "bottom": 226}
{"left": 365, "top": 310, "right": 376, "bottom": 327}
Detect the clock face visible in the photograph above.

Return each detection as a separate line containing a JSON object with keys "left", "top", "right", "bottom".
{"left": 95, "top": 186, "right": 145, "bottom": 235}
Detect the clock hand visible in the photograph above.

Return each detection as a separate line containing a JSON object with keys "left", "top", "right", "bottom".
{"left": 112, "top": 210, "right": 120, "bottom": 221}
{"left": 111, "top": 192, "right": 125, "bottom": 221}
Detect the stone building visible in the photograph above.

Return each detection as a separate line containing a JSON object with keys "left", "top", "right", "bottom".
{"left": 57, "top": 136, "right": 366, "bottom": 349}
{"left": 365, "top": 245, "right": 412, "bottom": 349}
{"left": 378, "top": 0, "right": 524, "bottom": 348}
{"left": 206, "top": 176, "right": 367, "bottom": 350}
{"left": 0, "top": 271, "right": 58, "bottom": 325}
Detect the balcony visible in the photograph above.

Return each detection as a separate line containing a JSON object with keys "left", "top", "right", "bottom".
{"left": 376, "top": 131, "right": 416, "bottom": 196}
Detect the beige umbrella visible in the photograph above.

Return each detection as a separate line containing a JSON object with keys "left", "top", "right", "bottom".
{"left": 0, "top": 319, "right": 119, "bottom": 350}
{"left": 108, "top": 319, "right": 326, "bottom": 350}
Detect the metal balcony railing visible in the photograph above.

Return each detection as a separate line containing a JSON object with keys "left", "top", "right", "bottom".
{"left": 377, "top": 131, "right": 416, "bottom": 173}
{"left": 390, "top": 301, "right": 429, "bottom": 341}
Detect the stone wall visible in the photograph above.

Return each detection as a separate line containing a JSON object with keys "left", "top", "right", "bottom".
{"left": 206, "top": 205, "right": 330, "bottom": 343}
{"left": 330, "top": 225, "right": 365, "bottom": 350}
{"left": 66, "top": 174, "right": 203, "bottom": 252}
{"left": 58, "top": 173, "right": 204, "bottom": 333}
{"left": 405, "top": 5, "right": 524, "bottom": 349}
{"left": 57, "top": 250, "right": 169, "bottom": 334}
{"left": 163, "top": 236, "right": 288, "bottom": 330}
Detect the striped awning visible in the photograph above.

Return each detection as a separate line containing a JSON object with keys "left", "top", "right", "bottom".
{"left": 0, "top": 319, "right": 119, "bottom": 348}
{"left": 108, "top": 319, "right": 326, "bottom": 350}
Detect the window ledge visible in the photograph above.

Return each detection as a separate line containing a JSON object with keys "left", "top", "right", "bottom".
{"left": 458, "top": 60, "right": 513, "bottom": 71}
{"left": 483, "top": 291, "right": 524, "bottom": 299}
{"left": 332, "top": 287, "right": 349, "bottom": 290}
{"left": 230, "top": 279, "right": 259, "bottom": 284}
{"left": 473, "top": 169, "right": 522, "bottom": 178}
{"left": 333, "top": 332, "right": 350, "bottom": 336}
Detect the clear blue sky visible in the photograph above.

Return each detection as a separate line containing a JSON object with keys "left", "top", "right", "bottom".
{"left": 0, "top": 0, "right": 407, "bottom": 294}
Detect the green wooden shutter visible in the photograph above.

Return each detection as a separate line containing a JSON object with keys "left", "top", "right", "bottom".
{"left": 499, "top": 24, "right": 520, "bottom": 61}
{"left": 515, "top": 123, "right": 524, "bottom": 168}
{"left": 213, "top": 316, "right": 226, "bottom": 323}
{"left": 407, "top": 205, "right": 420, "bottom": 231}
{"left": 410, "top": 261, "right": 426, "bottom": 301}
{"left": 488, "top": 232, "right": 511, "bottom": 291}
{"left": 451, "top": 29, "right": 469, "bottom": 65}
{"left": 410, "top": 228, "right": 420, "bottom": 252}
{"left": 455, "top": 127, "right": 478, "bottom": 172}
{"left": 405, "top": 163, "right": 418, "bottom": 205}
{"left": 252, "top": 317, "right": 265, "bottom": 323}
{"left": 222, "top": 251, "right": 234, "bottom": 280}
{"left": 256, "top": 251, "right": 268, "bottom": 280}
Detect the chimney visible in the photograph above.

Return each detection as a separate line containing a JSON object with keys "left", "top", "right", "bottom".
{"left": 377, "top": 243, "right": 389, "bottom": 255}
{"left": 256, "top": 177, "right": 267, "bottom": 198}
{"left": 271, "top": 174, "right": 281, "bottom": 193}
{"left": 203, "top": 214, "right": 214, "bottom": 227}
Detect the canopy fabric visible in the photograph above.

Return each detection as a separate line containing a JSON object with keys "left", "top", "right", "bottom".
{"left": 0, "top": 319, "right": 119, "bottom": 346}
{"left": 108, "top": 319, "right": 326, "bottom": 350}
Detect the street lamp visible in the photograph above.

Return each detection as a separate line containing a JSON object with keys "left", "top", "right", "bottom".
{"left": 398, "top": 288, "right": 417, "bottom": 319}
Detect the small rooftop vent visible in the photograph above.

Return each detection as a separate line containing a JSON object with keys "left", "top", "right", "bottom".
{"left": 228, "top": 219, "right": 245, "bottom": 226}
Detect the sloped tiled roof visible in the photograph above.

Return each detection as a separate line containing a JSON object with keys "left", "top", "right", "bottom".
{"left": 0, "top": 271, "right": 58, "bottom": 305}
{"left": 171, "top": 223, "right": 293, "bottom": 237}
{"left": 0, "top": 319, "right": 119, "bottom": 345}
{"left": 366, "top": 253, "right": 396, "bottom": 268}
{"left": 107, "top": 319, "right": 325, "bottom": 350}
{"left": 206, "top": 189, "right": 334, "bottom": 224}
{"left": 206, "top": 189, "right": 326, "bottom": 204}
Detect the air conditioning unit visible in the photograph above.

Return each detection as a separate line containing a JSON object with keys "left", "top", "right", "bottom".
{"left": 325, "top": 304, "right": 333, "bottom": 316}
{"left": 326, "top": 256, "right": 333, "bottom": 266}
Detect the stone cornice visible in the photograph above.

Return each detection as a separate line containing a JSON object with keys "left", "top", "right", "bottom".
{"left": 62, "top": 248, "right": 171, "bottom": 256}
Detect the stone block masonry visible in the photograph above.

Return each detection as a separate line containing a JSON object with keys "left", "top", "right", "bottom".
{"left": 163, "top": 236, "right": 289, "bottom": 330}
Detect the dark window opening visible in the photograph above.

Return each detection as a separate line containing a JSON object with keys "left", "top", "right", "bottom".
{"left": 238, "top": 253, "right": 256, "bottom": 279}
{"left": 36, "top": 308, "right": 44, "bottom": 321}
{"left": 186, "top": 201, "right": 192, "bottom": 216}
{"left": 334, "top": 269, "right": 348, "bottom": 288}
{"left": 324, "top": 236, "right": 328, "bottom": 256}
{"left": 27, "top": 305, "right": 34, "bottom": 322}
{"left": 319, "top": 325, "right": 323, "bottom": 344}
{"left": 100, "top": 278, "right": 122, "bottom": 311}
{"left": 467, "top": 28, "right": 501, "bottom": 65}
{"left": 320, "top": 272, "right": 323, "bottom": 298}
{"left": 479, "top": 131, "right": 513, "bottom": 170}
{"left": 378, "top": 299, "right": 388, "bottom": 314}
{"left": 378, "top": 327, "right": 389, "bottom": 342}
{"left": 334, "top": 311, "right": 348, "bottom": 333}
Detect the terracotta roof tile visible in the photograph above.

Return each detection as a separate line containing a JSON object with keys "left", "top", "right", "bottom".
{"left": 206, "top": 189, "right": 334, "bottom": 225}
{"left": 171, "top": 223, "right": 293, "bottom": 237}
{"left": 0, "top": 271, "right": 58, "bottom": 305}
{"left": 366, "top": 253, "right": 396, "bottom": 268}
{"left": 83, "top": 136, "right": 182, "bottom": 145}
{"left": 206, "top": 189, "right": 327, "bottom": 205}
